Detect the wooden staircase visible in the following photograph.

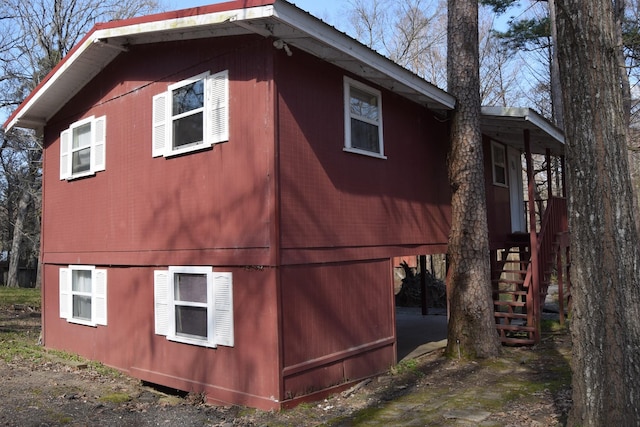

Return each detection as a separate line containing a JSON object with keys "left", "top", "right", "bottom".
{"left": 492, "top": 197, "right": 570, "bottom": 345}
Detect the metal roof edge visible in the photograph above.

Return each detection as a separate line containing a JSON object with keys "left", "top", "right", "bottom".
{"left": 272, "top": 1, "right": 455, "bottom": 110}
{"left": 481, "top": 106, "right": 565, "bottom": 145}
{"left": 4, "top": 2, "right": 278, "bottom": 132}
{"left": 4, "top": 0, "right": 454, "bottom": 132}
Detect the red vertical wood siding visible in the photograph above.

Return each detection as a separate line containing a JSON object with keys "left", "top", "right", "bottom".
{"left": 483, "top": 137, "right": 512, "bottom": 248}
{"left": 42, "top": 36, "right": 275, "bottom": 267}
{"left": 41, "top": 37, "right": 283, "bottom": 409}
{"left": 275, "top": 50, "right": 451, "bottom": 264}
{"left": 42, "top": 264, "right": 281, "bottom": 408}
{"left": 280, "top": 260, "right": 395, "bottom": 397}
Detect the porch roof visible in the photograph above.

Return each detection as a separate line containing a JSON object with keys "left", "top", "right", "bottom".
{"left": 480, "top": 107, "right": 565, "bottom": 156}
{"left": 4, "top": 0, "right": 455, "bottom": 133}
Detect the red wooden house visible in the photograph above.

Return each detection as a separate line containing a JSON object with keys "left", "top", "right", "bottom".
{"left": 4, "top": 0, "right": 567, "bottom": 409}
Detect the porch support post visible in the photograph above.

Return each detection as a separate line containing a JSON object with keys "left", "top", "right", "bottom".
{"left": 420, "top": 255, "right": 428, "bottom": 315}
{"left": 525, "top": 129, "right": 541, "bottom": 342}
{"left": 561, "top": 155, "right": 567, "bottom": 198}
{"left": 546, "top": 148, "right": 553, "bottom": 198}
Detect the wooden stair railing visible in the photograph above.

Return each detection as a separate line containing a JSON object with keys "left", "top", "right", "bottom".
{"left": 493, "top": 197, "right": 569, "bottom": 345}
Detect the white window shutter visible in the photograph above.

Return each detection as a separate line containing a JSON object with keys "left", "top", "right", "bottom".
{"left": 152, "top": 92, "right": 168, "bottom": 157}
{"left": 92, "top": 269, "right": 107, "bottom": 326}
{"left": 213, "top": 272, "right": 234, "bottom": 347}
{"left": 59, "top": 268, "right": 71, "bottom": 319}
{"left": 60, "top": 129, "right": 71, "bottom": 180}
{"left": 92, "top": 116, "right": 106, "bottom": 172}
{"left": 206, "top": 70, "right": 229, "bottom": 145}
{"left": 154, "top": 270, "right": 170, "bottom": 336}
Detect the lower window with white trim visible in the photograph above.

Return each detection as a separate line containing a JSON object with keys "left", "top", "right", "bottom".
{"left": 154, "top": 266, "right": 234, "bottom": 348}
{"left": 59, "top": 265, "right": 107, "bottom": 326}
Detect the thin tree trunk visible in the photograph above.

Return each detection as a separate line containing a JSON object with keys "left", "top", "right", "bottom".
{"left": 7, "top": 189, "right": 31, "bottom": 288}
{"left": 445, "top": 0, "right": 501, "bottom": 358}
{"left": 548, "top": 0, "right": 564, "bottom": 129}
{"left": 555, "top": 0, "right": 640, "bottom": 424}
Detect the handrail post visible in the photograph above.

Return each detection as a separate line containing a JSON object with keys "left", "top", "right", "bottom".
{"left": 525, "top": 129, "right": 541, "bottom": 342}
{"left": 546, "top": 148, "right": 553, "bottom": 198}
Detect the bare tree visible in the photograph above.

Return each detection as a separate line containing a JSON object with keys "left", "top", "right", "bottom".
{"left": 347, "top": 0, "right": 523, "bottom": 103}
{"left": 348, "top": 0, "right": 449, "bottom": 87}
{"left": 0, "top": 129, "right": 40, "bottom": 287}
{"left": 0, "top": 0, "right": 164, "bottom": 287}
{"left": 555, "top": 0, "right": 640, "bottom": 423}
{"left": 446, "top": 0, "right": 502, "bottom": 358}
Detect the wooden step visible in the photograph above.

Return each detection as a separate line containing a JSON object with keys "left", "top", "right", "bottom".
{"left": 494, "top": 278, "right": 525, "bottom": 285}
{"left": 499, "top": 269, "right": 528, "bottom": 275}
{"left": 495, "top": 323, "right": 535, "bottom": 332}
{"left": 494, "top": 300, "right": 526, "bottom": 308}
{"left": 495, "top": 290, "right": 528, "bottom": 296}
{"left": 500, "top": 337, "right": 536, "bottom": 345}
{"left": 494, "top": 311, "right": 528, "bottom": 320}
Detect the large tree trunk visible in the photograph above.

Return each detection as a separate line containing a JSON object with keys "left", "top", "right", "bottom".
{"left": 6, "top": 189, "right": 31, "bottom": 288}
{"left": 555, "top": 0, "right": 640, "bottom": 424}
{"left": 445, "top": 0, "right": 501, "bottom": 358}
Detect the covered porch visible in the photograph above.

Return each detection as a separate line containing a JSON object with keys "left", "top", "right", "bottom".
{"left": 480, "top": 107, "right": 570, "bottom": 345}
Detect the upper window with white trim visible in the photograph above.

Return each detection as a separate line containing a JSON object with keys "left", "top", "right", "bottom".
{"left": 60, "top": 116, "right": 106, "bottom": 180}
{"left": 59, "top": 265, "right": 107, "bottom": 327}
{"left": 152, "top": 70, "right": 229, "bottom": 158}
{"left": 154, "top": 266, "right": 234, "bottom": 348}
{"left": 491, "top": 141, "right": 507, "bottom": 186}
{"left": 343, "top": 77, "right": 385, "bottom": 158}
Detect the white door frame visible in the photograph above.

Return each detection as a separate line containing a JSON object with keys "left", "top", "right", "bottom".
{"left": 508, "top": 148, "right": 526, "bottom": 233}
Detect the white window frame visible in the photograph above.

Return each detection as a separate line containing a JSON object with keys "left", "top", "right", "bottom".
{"left": 491, "top": 141, "right": 508, "bottom": 187}
{"left": 60, "top": 115, "right": 106, "bottom": 180}
{"left": 343, "top": 76, "right": 386, "bottom": 159}
{"left": 154, "top": 266, "right": 234, "bottom": 348}
{"left": 59, "top": 265, "right": 107, "bottom": 327}
{"left": 152, "top": 70, "right": 229, "bottom": 158}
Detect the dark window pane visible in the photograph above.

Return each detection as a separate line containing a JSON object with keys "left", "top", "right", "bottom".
{"left": 351, "top": 118, "right": 380, "bottom": 153}
{"left": 175, "top": 306, "right": 207, "bottom": 339}
{"left": 73, "top": 295, "right": 92, "bottom": 321}
{"left": 72, "top": 123, "right": 92, "bottom": 149}
{"left": 350, "top": 87, "right": 378, "bottom": 121}
{"left": 173, "top": 112, "right": 203, "bottom": 148}
{"left": 495, "top": 166, "right": 506, "bottom": 184}
{"left": 72, "top": 269, "right": 92, "bottom": 292}
{"left": 174, "top": 273, "right": 207, "bottom": 303}
{"left": 72, "top": 147, "right": 91, "bottom": 174}
{"left": 172, "top": 80, "right": 204, "bottom": 116}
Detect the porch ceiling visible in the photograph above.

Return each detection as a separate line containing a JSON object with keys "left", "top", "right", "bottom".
{"left": 481, "top": 107, "right": 565, "bottom": 156}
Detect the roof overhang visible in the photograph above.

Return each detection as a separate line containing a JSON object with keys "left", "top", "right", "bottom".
{"left": 480, "top": 106, "right": 565, "bottom": 156}
{"left": 4, "top": 0, "right": 455, "bottom": 132}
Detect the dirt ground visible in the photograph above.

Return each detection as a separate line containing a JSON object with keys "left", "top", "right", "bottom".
{"left": 0, "top": 304, "right": 572, "bottom": 426}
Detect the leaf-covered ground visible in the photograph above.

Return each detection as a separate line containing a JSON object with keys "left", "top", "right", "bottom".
{"left": 0, "top": 303, "right": 571, "bottom": 426}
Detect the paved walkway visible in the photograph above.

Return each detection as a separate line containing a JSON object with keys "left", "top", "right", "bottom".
{"left": 396, "top": 307, "right": 448, "bottom": 361}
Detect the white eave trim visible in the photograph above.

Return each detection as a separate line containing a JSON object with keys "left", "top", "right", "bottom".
{"left": 481, "top": 106, "right": 565, "bottom": 145}
{"left": 272, "top": 2, "right": 455, "bottom": 110}
{"left": 6, "top": 1, "right": 455, "bottom": 132}
{"left": 5, "top": 5, "right": 277, "bottom": 132}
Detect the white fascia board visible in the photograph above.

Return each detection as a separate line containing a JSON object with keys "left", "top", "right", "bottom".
{"left": 272, "top": 2, "right": 455, "bottom": 110}
{"left": 94, "top": 5, "right": 275, "bottom": 41}
{"left": 5, "top": 5, "right": 276, "bottom": 132}
{"left": 523, "top": 109, "right": 565, "bottom": 145}
{"left": 482, "top": 106, "right": 564, "bottom": 145}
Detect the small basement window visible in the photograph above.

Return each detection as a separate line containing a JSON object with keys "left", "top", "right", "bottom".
{"left": 59, "top": 265, "right": 107, "bottom": 327}
{"left": 343, "top": 77, "right": 385, "bottom": 158}
{"left": 154, "top": 266, "right": 234, "bottom": 348}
